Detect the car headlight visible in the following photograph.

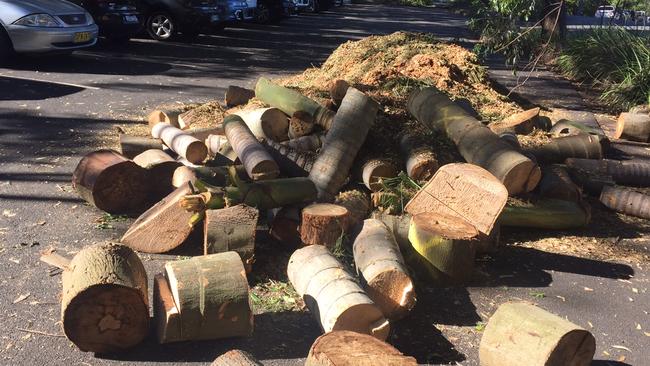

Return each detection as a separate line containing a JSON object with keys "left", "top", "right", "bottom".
{"left": 13, "top": 14, "right": 61, "bottom": 27}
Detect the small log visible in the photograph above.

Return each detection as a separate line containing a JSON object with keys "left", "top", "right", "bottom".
{"left": 228, "top": 177, "right": 318, "bottom": 210}
{"left": 164, "top": 252, "right": 253, "bottom": 341}
{"left": 537, "top": 165, "right": 582, "bottom": 202}
{"left": 615, "top": 112, "right": 650, "bottom": 142}
{"left": 153, "top": 273, "right": 181, "bottom": 344}
{"left": 600, "top": 185, "right": 650, "bottom": 219}
{"left": 255, "top": 77, "right": 336, "bottom": 130}
{"left": 61, "top": 243, "right": 148, "bottom": 353}
{"left": 172, "top": 166, "right": 197, "bottom": 188}
{"left": 334, "top": 190, "right": 371, "bottom": 228}
{"left": 185, "top": 125, "right": 225, "bottom": 141}
{"left": 488, "top": 107, "right": 539, "bottom": 135}
{"left": 206, "top": 134, "right": 231, "bottom": 159}
{"left": 300, "top": 203, "right": 350, "bottom": 248}
{"left": 119, "top": 134, "right": 163, "bottom": 159}
{"left": 629, "top": 104, "right": 650, "bottom": 114}
{"left": 281, "top": 134, "right": 326, "bottom": 152}
{"left": 72, "top": 149, "right": 149, "bottom": 214}
{"left": 405, "top": 163, "right": 508, "bottom": 235}
{"left": 235, "top": 107, "right": 290, "bottom": 142}
{"left": 223, "top": 115, "right": 280, "bottom": 181}
{"left": 289, "top": 110, "right": 315, "bottom": 139}
{"left": 399, "top": 133, "right": 439, "bottom": 181}
{"left": 499, "top": 199, "right": 591, "bottom": 229}
{"left": 287, "top": 245, "right": 390, "bottom": 339}
{"left": 268, "top": 206, "right": 302, "bottom": 246}
{"left": 498, "top": 132, "right": 521, "bottom": 150}
{"left": 526, "top": 134, "right": 603, "bottom": 164}
{"left": 204, "top": 205, "right": 259, "bottom": 272}
{"left": 353, "top": 219, "right": 416, "bottom": 320}
{"left": 408, "top": 212, "right": 478, "bottom": 285}
{"left": 358, "top": 158, "right": 398, "bottom": 192}
{"left": 549, "top": 119, "right": 603, "bottom": 138}
{"left": 148, "top": 108, "right": 183, "bottom": 129}
{"left": 606, "top": 139, "right": 650, "bottom": 160}
{"left": 225, "top": 86, "right": 255, "bottom": 108}
{"left": 261, "top": 138, "right": 316, "bottom": 177}
{"left": 565, "top": 158, "right": 650, "bottom": 187}
{"left": 329, "top": 79, "right": 350, "bottom": 106}
{"left": 309, "top": 88, "right": 379, "bottom": 201}
{"left": 212, "top": 350, "right": 262, "bottom": 366}
{"left": 121, "top": 184, "right": 194, "bottom": 253}
{"left": 306, "top": 331, "right": 417, "bottom": 366}
{"left": 152, "top": 123, "right": 208, "bottom": 164}
{"left": 133, "top": 149, "right": 182, "bottom": 198}
{"left": 479, "top": 302, "right": 596, "bottom": 366}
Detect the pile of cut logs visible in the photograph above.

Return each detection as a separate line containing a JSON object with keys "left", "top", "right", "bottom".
{"left": 47, "top": 77, "right": 650, "bottom": 365}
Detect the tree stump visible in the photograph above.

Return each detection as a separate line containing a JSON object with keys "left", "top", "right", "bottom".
{"left": 615, "top": 112, "right": 650, "bottom": 142}
{"left": 224, "top": 115, "right": 280, "bottom": 181}
{"left": 300, "top": 203, "right": 350, "bottom": 248}
{"left": 499, "top": 199, "right": 591, "bottom": 229}
{"left": 133, "top": 149, "right": 182, "bottom": 198}
{"left": 600, "top": 185, "right": 650, "bottom": 219}
{"left": 119, "top": 134, "right": 163, "bottom": 159}
{"left": 479, "top": 302, "right": 596, "bottom": 366}
{"left": 306, "top": 331, "right": 416, "bottom": 366}
{"left": 287, "top": 245, "right": 390, "bottom": 340}
{"left": 235, "top": 107, "right": 290, "bottom": 142}
{"left": 204, "top": 205, "right": 259, "bottom": 272}
{"left": 152, "top": 123, "right": 208, "bottom": 164}
{"left": 225, "top": 86, "right": 255, "bottom": 108}
{"left": 399, "top": 133, "right": 439, "bottom": 181}
{"left": 212, "top": 350, "right": 262, "bottom": 366}
{"left": 72, "top": 149, "right": 149, "bottom": 214}
{"left": 61, "top": 243, "right": 149, "bottom": 353}
{"left": 353, "top": 219, "right": 416, "bottom": 320}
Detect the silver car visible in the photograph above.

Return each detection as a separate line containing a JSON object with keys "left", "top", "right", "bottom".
{"left": 0, "top": 0, "right": 98, "bottom": 61}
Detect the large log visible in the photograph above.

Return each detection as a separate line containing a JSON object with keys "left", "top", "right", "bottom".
{"left": 224, "top": 115, "right": 279, "bottom": 181}
{"left": 225, "top": 86, "right": 255, "bottom": 108}
{"left": 204, "top": 205, "right": 259, "bottom": 272}
{"left": 353, "top": 219, "right": 416, "bottom": 320}
{"left": 281, "top": 134, "right": 326, "bottom": 152}
{"left": 72, "top": 149, "right": 149, "bottom": 214}
{"left": 479, "top": 302, "right": 595, "bottom": 366}
{"left": 487, "top": 107, "right": 539, "bottom": 135}
{"left": 235, "top": 107, "right": 290, "bottom": 142}
{"left": 606, "top": 139, "right": 650, "bottom": 160}
{"left": 537, "top": 165, "right": 582, "bottom": 202}
{"left": 261, "top": 138, "right": 315, "bottom": 177}
{"left": 152, "top": 123, "right": 208, "bottom": 164}
{"left": 255, "top": 77, "right": 336, "bottom": 130}
{"left": 61, "top": 243, "right": 148, "bottom": 353}
{"left": 306, "top": 331, "right": 417, "bottom": 366}
{"left": 300, "top": 203, "right": 350, "bottom": 248}
{"left": 334, "top": 190, "right": 371, "bottom": 227}
{"left": 309, "top": 88, "right": 379, "bottom": 201}
{"left": 526, "top": 134, "right": 603, "bottom": 164}
{"left": 212, "top": 350, "right": 262, "bottom": 366}
{"left": 148, "top": 107, "right": 183, "bottom": 129}
{"left": 399, "top": 133, "right": 439, "bottom": 181}
{"left": 133, "top": 149, "right": 182, "bottom": 198}
{"left": 565, "top": 157, "right": 650, "bottom": 187}
{"left": 119, "top": 134, "right": 163, "bottom": 159}
{"left": 615, "top": 112, "right": 650, "bottom": 142}
{"left": 405, "top": 163, "right": 508, "bottom": 235}
{"left": 358, "top": 158, "right": 398, "bottom": 192}
{"left": 499, "top": 199, "right": 591, "bottom": 229}
{"left": 164, "top": 252, "right": 253, "bottom": 341}
{"left": 600, "top": 185, "right": 650, "bottom": 219}
{"left": 121, "top": 183, "right": 195, "bottom": 253}
{"left": 287, "top": 245, "right": 389, "bottom": 339}
{"left": 153, "top": 273, "right": 181, "bottom": 344}
{"left": 407, "top": 87, "right": 540, "bottom": 195}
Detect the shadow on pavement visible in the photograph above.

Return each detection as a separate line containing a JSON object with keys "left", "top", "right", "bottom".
{"left": 0, "top": 76, "right": 84, "bottom": 101}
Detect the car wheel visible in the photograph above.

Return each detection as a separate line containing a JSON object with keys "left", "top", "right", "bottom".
{"left": 147, "top": 12, "right": 176, "bottom": 41}
{"left": 257, "top": 3, "right": 272, "bottom": 24}
{"left": 0, "top": 27, "right": 15, "bottom": 65}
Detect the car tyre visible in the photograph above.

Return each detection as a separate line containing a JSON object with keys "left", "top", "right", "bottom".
{"left": 0, "top": 27, "right": 15, "bottom": 65}
{"left": 147, "top": 11, "right": 176, "bottom": 41}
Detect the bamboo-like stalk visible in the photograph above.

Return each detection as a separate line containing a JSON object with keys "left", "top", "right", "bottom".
{"left": 499, "top": 199, "right": 591, "bottom": 229}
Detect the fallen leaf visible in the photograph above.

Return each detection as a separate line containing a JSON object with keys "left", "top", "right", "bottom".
{"left": 2, "top": 210, "right": 16, "bottom": 217}
{"left": 584, "top": 287, "right": 594, "bottom": 291}
{"left": 644, "top": 332, "right": 650, "bottom": 337}
{"left": 13, "top": 293, "right": 31, "bottom": 304}
{"left": 632, "top": 288, "right": 638, "bottom": 293}
{"left": 636, "top": 324, "right": 641, "bottom": 330}
{"left": 612, "top": 345, "right": 632, "bottom": 352}
{"left": 618, "top": 355, "right": 626, "bottom": 362}
{"left": 555, "top": 295, "right": 566, "bottom": 302}
{"left": 588, "top": 321, "right": 594, "bottom": 328}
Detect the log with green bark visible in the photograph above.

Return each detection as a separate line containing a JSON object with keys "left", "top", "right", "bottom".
{"left": 480, "top": 302, "right": 595, "bottom": 366}
{"left": 399, "top": 132, "right": 439, "bottom": 181}
{"left": 306, "top": 331, "right": 417, "bottom": 366}
{"left": 261, "top": 138, "right": 315, "bottom": 177}
{"left": 407, "top": 87, "right": 540, "bottom": 195}
{"left": 600, "top": 185, "right": 650, "bottom": 219}
{"left": 499, "top": 199, "right": 591, "bottom": 229}
{"left": 234, "top": 107, "right": 290, "bottom": 142}
{"left": 204, "top": 205, "right": 258, "bottom": 272}
{"left": 61, "top": 243, "right": 149, "bottom": 353}
{"left": 565, "top": 157, "right": 650, "bottom": 187}
{"left": 255, "top": 77, "right": 336, "bottom": 130}
{"left": 152, "top": 123, "right": 208, "bottom": 164}
{"left": 615, "top": 112, "right": 650, "bottom": 142}
{"left": 300, "top": 203, "right": 350, "bottom": 248}
{"left": 224, "top": 114, "right": 279, "bottom": 181}
{"left": 537, "top": 165, "right": 582, "bottom": 202}
{"left": 526, "top": 134, "right": 603, "bottom": 164}
{"left": 309, "top": 87, "right": 379, "bottom": 201}
{"left": 119, "top": 134, "right": 163, "bottom": 159}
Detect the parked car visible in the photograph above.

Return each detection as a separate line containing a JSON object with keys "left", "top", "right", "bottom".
{"left": 250, "top": 0, "right": 296, "bottom": 24}
{"left": 67, "top": 0, "right": 142, "bottom": 42}
{"left": 217, "top": 0, "right": 255, "bottom": 26}
{"left": 0, "top": 0, "right": 99, "bottom": 63}
{"left": 294, "top": 0, "right": 335, "bottom": 13}
{"left": 595, "top": 5, "right": 616, "bottom": 18}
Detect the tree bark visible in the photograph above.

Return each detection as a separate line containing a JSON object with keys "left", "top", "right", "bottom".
{"left": 358, "top": 158, "right": 398, "bottom": 192}
{"left": 352, "top": 219, "right": 415, "bottom": 320}
{"left": 334, "top": 190, "right": 371, "bottom": 228}
{"left": 152, "top": 123, "right": 208, "bottom": 164}
{"left": 72, "top": 149, "right": 149, "bottom": 214}
{"left": 133, "top": 149, "right": 182, "bottom": 198}
{"left": 399, "top": 133, "right": 439, "bottom": 181}
{"left": 541, "top": 0, "right": 567, "bottom": 49}
{"left": 607, "top": 139, "right": 650, "bottom": 160}
{"left": 281, "top": 134, "right": 326, "bottom": 152}
{"left": 204, "top": 205, "right": 259, "bottom": 272}
{"left": 487, "top": 107, "right": 539, "bottom": 135}
{"left": 61, "top": 243, "right": 149, "bottom": 353}
{"left": 224, "top": 115, "right": 280, "bottom": 181}
{"left": 119, "top": 134, "right": 163, "bottom": 159}
{"left": 225, "top": 86, "right": 255, "bottom": 108}
{"left": 153, "top": 273, "right": 181, "bottom": 344}
{"left": 480, "top": 302, "right": 595, "bottom": 366}
{"left": 329, "top": 80, "right": 350, "bottom": 106}
{"left": 306, "top": 331, "right": 417, "bottom": 366}
{"left": 300, "top": 203, "right": 350, "bottom": 248}
{"left": 261, "top": 138, "right": 316, "bottom": 177}
{"left": 615, "top": 112, "right": 650, "bottom": 142}
{"left": 309, "top": 87, "right": 379, "bottom": 201}
{"left": 499, "top": 199, "right": 591, "bottom": 229}
{"left": 526, "top": 134, "right": 603, "bottom": 164}
{"left": 600, "top": 185, "right": 650, "bottom": 219}
{"left": 537, "top": 165, "right": 582, "bottom": 202}
{"left": 565, "top": 157, "right": 650, "bottom": 187}
{"left": 234, "top": 107, "right": 290, "bottom": 142}
{"left": 148, "top": 107, "right": 183, "bottom": 129}
{"left": 287, "top": 245, "right": 390, "bottom": 340}
{"left": 212, "top": 350, "right": 262, "bottom": 366}
{"left": 407, "top": 87, "right": 541, "bottom": 195}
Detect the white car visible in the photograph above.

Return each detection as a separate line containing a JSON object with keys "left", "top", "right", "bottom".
{"left": 595, "top": 5, "right": 615, "bottom": 18}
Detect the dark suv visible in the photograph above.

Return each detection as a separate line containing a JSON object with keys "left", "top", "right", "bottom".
{"left": 68, "top": 0, "right": 142, "bottom": 42}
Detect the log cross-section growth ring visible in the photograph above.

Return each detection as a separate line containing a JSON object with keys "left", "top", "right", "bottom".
{"left": 306, "top": 331, "right": 417, "bottom": 366}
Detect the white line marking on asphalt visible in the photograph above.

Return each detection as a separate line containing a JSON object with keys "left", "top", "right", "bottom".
{"left": 0, "top": 73, "right": 100, "bottom": 90}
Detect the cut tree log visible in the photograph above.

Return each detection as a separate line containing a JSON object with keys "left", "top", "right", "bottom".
{"left": 72, "top": 149, "right": 149, "bottom": 214}
{"left": 300, "top": 203, "right": 350, "bottom": 248}
{"left": 499, "top": 199, "right": 591, "bottom": 229}
{"left": 309, "top": 87, "right": 379, "bottom": 201}
{"left": 119, "top": 134, "right": 163, "bottom": 159}
{"left": 615, "top": 112, "right": 650, "bottom": 142}
{"left": 408, "top": 212, "right": 479, "bottom": 285}
{"left": 600, "top": 185, "right": 650, "bottom": 219}
{"left": 289, "top": 111, "right": 315, "bottom": 139}
{"left": 334, "top": 190, "right": 371, "bottom": 227}
{"left": 565, "top": 158, "right": 650, "bottom": 187}
{"left": 606, "top": 139, "right": 650, "bottom": 160}
{"left": 407, "top": 87, "right": 540, "bottom": 195}
{"left": 133, "top": 149, "right": 182, "bottom": 198}
{"left": 549, "top": 119, "right": 603, "bottom": 138}
{"left": 204, "top": 205, "right": 259, "bottom": 272}
{"left": 306, "top": 331, "right": 417, "bottom": 366}
{"left": 371, "top": 213, "right": 411, "bottom": 251}
{"left": 61, "top": 243, "right": 149, "bottom": 353}
{"left": 121, "top": 183, "right": 195, "bottom": 253}
{"left": 287, "top": 245, "right": 390, "bottom": 340}
{"left": 281, "top": 134, "right": 326, "bottom": 152}
{"left": 152, "top": 123, "right": 208, "bottom": 164}
{"left": 526, "top": 134, "right": 603, "bottom": 164}
{"left": 206, "top": 134, "right": 231, "bottom": 158}
{"left": 212, "top": 350, "right": 262, "bottom": 366}
{"left": 479, "top": 302, "right": 596, "bottom": 366}
{"left": 225, "top": 86, "right": 255, "bottom": 108}
{"left": 148, "top": 107, "right": 183, "bottom": 129}
{"left": 630, "top": 104, "right": 650, "bottom": 114}
{"left": 255, "top": 77, "right": 336, "bottom": 130}
{"left": 268, "top": 206, "right": 303, "bottom": 246}
{"left": 358, "top": 158, "right": 398, "bottom": 192}
{"left": 261, "top": 138, "right": 315, "bottom": 177}
{"left": 498, "top": 132, "right": 521, "bottom": 150}
{"left": 329, "top": 79, "right": 350, "bottom": 106}
{"left": 223, "top": 115, "right": 279, "bottom": 181}
{"left": 153, "top": 273, "right": 181, "bottom": 344}
{"left": 164, "top": 252, "right": 253, "bottom": 341}
{"left": 185, "top": 125, "right": 225, "bottom": 141}
{"left": 234, "top": 107, "right": 290, "bottom": 142}
{"left": 405, "top": 163, "right": 508, "bottom": 235}
{"left": 399, "top": 133, "right": 439, "bottom": 181}
{"left": 537, "top": 165, "right": 582, "bottom": 202}
{"left": 172, "top": 166, "right": 197, "bottom": 188}
{"left": 352, "top": 219, "right": 415, "bottom": 320}
{"left": 487, "top": 107, "right": 539, "bottom": 135}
